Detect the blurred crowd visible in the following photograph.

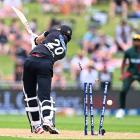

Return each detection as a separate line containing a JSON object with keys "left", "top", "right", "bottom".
{"left": 0, "top": 0, "right": 140, "bottom": 90}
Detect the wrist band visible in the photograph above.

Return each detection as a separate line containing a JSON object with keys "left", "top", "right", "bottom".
{"left": 44, "top": 31, "right": 49, "bottom": 37}
{"left": 34, "top": 37, "right": 38, "bottom": 45}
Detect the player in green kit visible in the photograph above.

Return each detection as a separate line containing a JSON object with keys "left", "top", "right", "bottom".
{"left": 116, "top": 33, "right": 140, "bottom": 118}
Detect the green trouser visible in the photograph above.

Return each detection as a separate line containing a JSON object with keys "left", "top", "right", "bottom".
{"left": 120, "top": 76, "right": 140, "bottom": 109}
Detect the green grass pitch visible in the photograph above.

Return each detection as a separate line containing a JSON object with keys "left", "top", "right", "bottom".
{"left": 0, "top": 115, "right": 140, "bottom": 140}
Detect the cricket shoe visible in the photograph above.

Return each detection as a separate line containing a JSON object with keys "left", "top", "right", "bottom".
{"left": 43, "top": 119, "right": 59, "bottom": 134}
{"left": 32, "top": 124, "right": 44, "bottom": 134}
{"left": 115, "top": 109, "right": 125, "bottom": 119}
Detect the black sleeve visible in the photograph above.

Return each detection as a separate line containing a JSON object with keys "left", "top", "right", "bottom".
{"left": 44, "top": 31, "right": 50, "bottom": 37}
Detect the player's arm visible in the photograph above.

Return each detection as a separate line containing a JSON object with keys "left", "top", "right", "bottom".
{"left": 121, "top": 57, "right": 127, "bottom": 76}
{"left": 120, "top": 52, "right": 131, "bottom": 80}
{"left": 34, "top": 31, "right": 49, "bottom": 45}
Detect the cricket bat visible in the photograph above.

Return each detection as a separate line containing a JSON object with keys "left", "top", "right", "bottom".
{"left": 12, "top": 6, "right": 37, "bottom": 49}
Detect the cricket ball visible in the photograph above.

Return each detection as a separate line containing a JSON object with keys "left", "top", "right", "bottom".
{"left": 107, "top": 100, "right": 113, "bottom": 106}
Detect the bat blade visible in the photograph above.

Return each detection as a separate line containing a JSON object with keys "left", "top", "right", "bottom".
{"left": 12, "top": 6, "right": 32, "bottom": 34}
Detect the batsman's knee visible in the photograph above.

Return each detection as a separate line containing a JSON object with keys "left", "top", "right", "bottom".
{"left": 24, "top": 96, "right": 39, "bottom": 112}
{"left": 39, "top": 97, "right": 56, "bottom": 121}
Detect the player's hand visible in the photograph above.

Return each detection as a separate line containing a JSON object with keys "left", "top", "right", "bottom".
{"left": 119, "top": 74, "right": 124, "bottom": 80}
{"left": 119, "top": 72, "right": 132, "bottom": 80}
{"left": 30, "top": 33, "right": 38, "bottom": 49}
{"left": 32, "top": 33, "right": 38, "bottom": 38}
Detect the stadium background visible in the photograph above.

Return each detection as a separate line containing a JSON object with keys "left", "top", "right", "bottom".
{"left": 0, "top": 0, "right": 140, "bottom": 139}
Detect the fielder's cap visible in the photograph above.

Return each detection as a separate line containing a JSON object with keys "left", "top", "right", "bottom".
{"left": 133, "top": 33, "right": 140, "bottom": 40}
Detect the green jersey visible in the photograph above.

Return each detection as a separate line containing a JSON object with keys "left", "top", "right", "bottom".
{"left": 124, "top": 47, "right": 140, "bottom": 76}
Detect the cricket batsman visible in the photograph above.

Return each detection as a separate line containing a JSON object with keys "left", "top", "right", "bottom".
{"left": 23, "top": 25, "right": 72, "bottom": 134}
{"left": 116, "top": 33, "right": 140, "bottom": 118}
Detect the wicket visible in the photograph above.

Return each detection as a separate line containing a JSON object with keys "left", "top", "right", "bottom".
{"left": 83, "top": 82, "right": 109, "bottom": 136}
{"left": 89, "top": 83, "right": 94, "bottom": 135}
{"left": 99, "top": 82, "right": 109, "bottom": 135}
{"left": 84, "top": 82, "right": 88, "bottom": 135}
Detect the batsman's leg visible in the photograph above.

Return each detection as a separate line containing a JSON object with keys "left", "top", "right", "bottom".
{"left": 23, "top": 92, "right": 44, "bottom": 134}
{"left": 23, "top": 60, "right": 44, "bottom": 134}
{"left": 37, "top": 75, "right": 59, "bottom": 134}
